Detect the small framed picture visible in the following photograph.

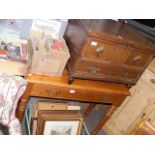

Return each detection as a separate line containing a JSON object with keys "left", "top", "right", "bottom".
{"left": 37, "top": 110, "right": 83, "bottom": 135}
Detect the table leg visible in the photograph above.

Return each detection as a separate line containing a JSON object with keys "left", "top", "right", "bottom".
{"left": 91, "top": 105, "right": 117, "bottom": 135}
{"left": 16, "top": 83, "right": 32, "bottom": 122}
{"left": 83, "top": 103, "right": 96, "bottom": 118}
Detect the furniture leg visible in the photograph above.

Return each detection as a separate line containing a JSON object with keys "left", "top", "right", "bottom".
{"left": 91, "top": 105, "right": 117, "bottom": 135}
{"left": 16, "top": 83, "right": 32, "bottom": 122}
{"left": 83, "top": 103, "right": 96, "bottom": 119}
{"left": 68, "top": 77, "right": 74, "bottom": 85}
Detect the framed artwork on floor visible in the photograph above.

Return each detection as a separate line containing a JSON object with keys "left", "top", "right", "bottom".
{"left": 30, "top": 117, "right": 37, "bottom": 135}
{"left": 37, "top": 110, "right": 83, "bottom": 135}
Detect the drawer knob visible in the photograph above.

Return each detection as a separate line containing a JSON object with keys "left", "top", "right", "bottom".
{"left": 95, "top": 47, "right": 105, "bottom": 56}
{"left": 133, "top": 55, "right": 142, "bottom": 63}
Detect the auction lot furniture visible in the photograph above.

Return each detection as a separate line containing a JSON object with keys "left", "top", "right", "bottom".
{"left": 64, "top": 19, "right": 155, "bottom": 86}
{"left": 16, "top": 71, "right": 130, "bottom": 135}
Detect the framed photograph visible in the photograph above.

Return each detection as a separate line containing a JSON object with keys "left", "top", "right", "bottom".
{"left": 37, "top": 110, "right": 83, "bottom": 135}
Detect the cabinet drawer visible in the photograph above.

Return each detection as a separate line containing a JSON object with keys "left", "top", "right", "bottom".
{"left": 74, "top": 60, "right": 140, "bottom": 82}
{"left": 124, "top": 50, "right": 152, "bottom": 69}
{"left": 108, "top": 67, "right": 140, "bottom": 80}
{"left": 74, "top": 60, "right": 108, "bottom": 77}
{"left": 82, "top": 40, "right": 116, "bottom": 64}
{"left": 30, "top": 84, "right": 124, "bottom": 104}
{"left": 82, "top": 39, "right": 131, "bottom": 65}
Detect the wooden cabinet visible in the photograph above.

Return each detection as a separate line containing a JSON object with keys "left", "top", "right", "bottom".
{"left": 64, "top": 19, "right": 155, "bottom": 85}
{"left": 103, "top": 58, "right": 155, "bottom": 134}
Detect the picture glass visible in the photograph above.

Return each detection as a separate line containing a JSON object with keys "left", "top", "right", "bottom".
{"left": 44, "top": 121, "right": 80, "bottom": 135}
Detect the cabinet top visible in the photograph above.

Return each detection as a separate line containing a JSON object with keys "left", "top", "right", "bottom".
{"left": 71, "top": 19, "right": 155, "bottom": 53}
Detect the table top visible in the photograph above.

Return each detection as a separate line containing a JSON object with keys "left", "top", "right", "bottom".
{"left": 26, "top": 70, "right": 130, "bottom": 97}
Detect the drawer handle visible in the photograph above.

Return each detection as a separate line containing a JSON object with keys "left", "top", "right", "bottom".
{"left": 121, "top": 44, "right": 130, "bottom": 49}
{"left": 88, "top": 67, "right": 100, "bottom": 75}
{"left": 124, "top": 72, "right": 129, "bottom": 78}
{"left": 150, "top": 79, "right": 155, "bottom": 84}
{"left": 133, "top": 55, "right": 142, "bottom": 63}
{"left": 95, "top": 47, "right": 105, "bottom": 56}
{"left": 99, "top": 95, "right": 104, "bottom": 101}
{"left": 45, "top": 89, "right": 60, "bottom": 96}
{"left": 54, "top": 90, "right": 61, "bottom": 96}
{"left": 109, "top": 70, "right": 115, "bottom": 76}
{"left": 45, "top": 89, "right": 52, "bottom": 96}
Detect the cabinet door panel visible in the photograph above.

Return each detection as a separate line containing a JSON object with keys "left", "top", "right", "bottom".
{"left": 140, "top": 69, "right": 155, "bottom": 91}
{"left": 103, "top": 81, "right": 155, "bottom": 134}
{"left": 124, "top": 49, "right": 152, "bottom": 69}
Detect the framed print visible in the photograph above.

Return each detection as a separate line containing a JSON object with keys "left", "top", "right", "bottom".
{"left": 37, "top": 110, "right": 83, "bottom": 135}
{"left": 30, "top": 117, "right": 37, "bottom": 135}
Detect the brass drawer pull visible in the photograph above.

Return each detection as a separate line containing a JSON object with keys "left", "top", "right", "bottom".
{"left": 99, "top": 95, "right": 104, "bottom": 101}
{"left": 45, "top": 89, "right": 52, "bottom": 96}
{"left": 121, "top": 44, "right": 130, "bottom": 49}
{"left": 133, "top": 55, "right": 142, "bottom": 63}
{"left": 88, "top": 67, "right": 100, "bottom": 75}
{"left": 45, "top": 89, "right": 60, "bottom": 96}
{"left": 54, "top": 90, "right": 61, "bottom": 96}
{"left": 109, "top": 70, "right": 115, "bottom": 76}
{"left": 95, "top": 47, "right": 105, "bottom": 56}
{"left": 124, "top": 72, "right": 129, "bottom": 78}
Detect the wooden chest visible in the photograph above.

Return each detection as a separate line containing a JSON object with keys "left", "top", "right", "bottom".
{"left": 64, "top": 19, "right": 155, "bottom": 86}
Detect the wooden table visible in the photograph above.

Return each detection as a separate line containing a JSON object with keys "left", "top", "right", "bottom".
{"left": 16, "top": 71, "right": 130, "bottom": 135}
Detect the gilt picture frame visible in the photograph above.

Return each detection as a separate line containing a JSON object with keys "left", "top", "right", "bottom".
{"left": 37, "top": 110, "right": 83, "bottom": 135}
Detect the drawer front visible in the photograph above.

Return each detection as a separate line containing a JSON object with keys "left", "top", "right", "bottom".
{"left": 82, "top": 39, "right": 131, "bottom": 65}
{"left": 74, "top": 61, "right": 109, "bottom": 77}
{"left": 30, "top": 84, "right": 124, "bottom": 104}
{"left": 82, "top": 40, "right": 116, "bottom": 64}
{"left": 124, "top": 49, "right": 152, "bottom": 69}
{"left": 83, "top": 39, "right": 152, "bottom": 70}
{"left": 73, "top": 60, "right": 140, "bottom": 83}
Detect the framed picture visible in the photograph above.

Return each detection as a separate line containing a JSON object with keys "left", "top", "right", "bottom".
{"left": 30, "top": 118, "right": 37, "bottom": 135}
{"left": 37, "top": 110, "right": 83, "bottom": 135}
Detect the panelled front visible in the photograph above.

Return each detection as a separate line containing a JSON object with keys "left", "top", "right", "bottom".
{"left": 124, "top": 49, "right": 153, "bottom": 69}
{"left": 30, "top": 84, "right": 125, "bottom": 104}
{"left": 71, "top": 59, "right": 141, "bottom": 85}
{"left": 82, "top": 38, "right": 152, "bottom": 69}
{"left": 103, "top": 61, "right": 155, "bottom": 134}
{"left": 67, "top": 36, "right": 153, "bottom": 85}
{"left": 82, "top": 39, "right": 118, "bottom": 64}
